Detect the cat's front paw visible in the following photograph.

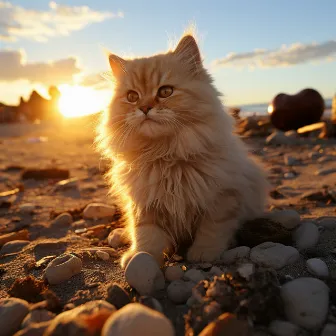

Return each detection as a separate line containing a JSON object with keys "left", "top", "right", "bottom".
{"left": 187, "top": 245, "right": 223, "bottom": 263}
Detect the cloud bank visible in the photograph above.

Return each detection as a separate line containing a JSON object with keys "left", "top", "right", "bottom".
{"left": 0, "top": 1, "right": 123, "bottom": 42}
{"left": 214, "top": 40, "right": 336, "bottom": 68}
{"left": 0, "top": 49, "right": 81, "bottom": 85}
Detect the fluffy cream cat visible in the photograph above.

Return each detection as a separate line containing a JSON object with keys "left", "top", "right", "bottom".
{"left": 97, "top": 34, "right": 268, "bottom": 268}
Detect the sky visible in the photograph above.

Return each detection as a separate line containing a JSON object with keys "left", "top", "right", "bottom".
{"left": 0, "top": 0, "right": 336, "bottom": 107}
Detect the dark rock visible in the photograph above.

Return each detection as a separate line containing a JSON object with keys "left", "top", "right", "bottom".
{"left": 269, "top": 189, "right": 286, "bottom": 200}
{"left": 106, "top": 283, "right": 130, "bottom": 309}
{"left": 21, "top": 168, "right": 70, "bottom": 180}
{"left": 269, "top": 88, "right": 324, "bottom": 131}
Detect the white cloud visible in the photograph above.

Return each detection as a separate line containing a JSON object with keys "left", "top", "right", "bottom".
{"left": 0, "top": 1, "right": 123, "bottom": 42}
{"left": 0, "top": 49, "right": 81, "bottom": 85}
{"left": 214, "top": 40, "right": 336, "bottom": 68}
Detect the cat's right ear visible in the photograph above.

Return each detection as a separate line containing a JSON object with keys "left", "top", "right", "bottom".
{"left": 108, "top": 54, "right": 126, "bottom": 77}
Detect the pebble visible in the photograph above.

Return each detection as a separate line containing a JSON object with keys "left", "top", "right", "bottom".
{"left": 0, "top": 229, "right": 29, "bottom": 247}
{"left": 199, "top": 312, "right": 251, "bottom": 336}
{"left": 21, "top": 309, "right": 55, "bottom": 328}
{"left": 54, "top": 177, "right": 78, "bottom": 191}
{"left": 265, "top": 209, "right": 301, "bottom": 229}
{"left": 237, "top": 263, "right": 254, "bottom": 280}
{"left": 317, "top": 156, "right": 333, "bottom": 163}
{"left": 96, "top": 250, "right": 110, "bottom": 261}
{"left": 268, "top": 320, "right": 301, "bottom": 336}
{"left": 19, "top": 203, "right": 35, "bottom": 214}
{"left": 284, "top": 172, "right": 296, "bottom": 179}
{"left": 50, "top": 213, "right": 73, "bottom": 227}
{"left": 184, "top": 269, "right": 205, "bottom": 283}
{"left": 45, "top": 300, "right": 115, "bottom": 335}
{"left": 318, "top": 217, "right": 336, "bottom": 229}
{"left": 280, "top": 277, "right": 329, "bottom": 329}
{"left": 44, "top": 253, "right": 82, "bottom": 284}
{"left": 306, "top": 258, "right": 329, "bottom": 277}
{"left": 71, "top": 219, "right": 87, "bottom": 229}
{"left": 0, "top": 240, "right": 29, "bottom": 255}
{"left": 284, "top": 155, "right": 299, "bottom": 166}
{"left": 125, "top": 252, "right": 165, "bottom": 295}
{"left": 250, "top": 242, "right": 299, "bottom": 269}
{"left": 315, "top": 168, "right": 336, "bottom": 176}
{"left": 0, "top": 298, "right": 30, "bottom": 336}
{"left": 16, "top": 321, "right": 50, "bottom": 336}
{"left": 220, "top": 246, "right": 250, "bottom": 264}
{"left": 208, "top": 266, "right": 224, "bottom": 277}
{"left": 165, "top": 265, "right": 184, "bottom": 282}
{"left": 102, "top": 303, "right": 174, "bottom": 336}
{"left": 266, "top": 131, "right": 295, "bottom": 146}
{"left": 321, "top": 323, "right": 336, "bottom": 336}
{"left": 309, "top": 151, "right": 321, "bottom": 160}
{"left": 139, "top": 296, "right": 163, "bottom": 313}
{"left": 294, "top": 222, "right": 319, "bottom": 251}
{"left": 106, "top": 283, "right": 130, "bottom": 309}
{"left": 107, "top": 228, "right": 128, "bottom": 248}
{"left": 167, "top": 280, "right": 194, "bottom": 304}
{"left": 83, "top": 203, "right": 116, "bottom": 219}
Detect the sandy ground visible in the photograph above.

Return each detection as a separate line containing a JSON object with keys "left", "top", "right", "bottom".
{"left": 1, "top": 118, "right": 336, "bottom": 335}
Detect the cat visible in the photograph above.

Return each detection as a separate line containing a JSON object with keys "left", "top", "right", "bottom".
{"left": 97, "top": 33, "right": 268, "bottom": 268}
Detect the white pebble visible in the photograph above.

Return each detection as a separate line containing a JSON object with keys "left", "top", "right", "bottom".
{"left": 167, "top": 280, "right": 194, "bottom": 304}
{"left": 102, "top": 303, "right": 174, "bottom": 336}
{"left": 50, "top": 212, "right": 73, "bottom": 227}
{"left": 83, "top": 203, "right": 116, "bottom": 219}
{"left": 321, "top": 323, "right": 336, "bottom": 336}
{"left": 250, "top": 242, "right": 299, "bottom": 269}
{"left": 294, "top": 222, "right": 319, "bottom": 251}
{"left": 306, "top": 258, "right": 329, "bottom": 277}
{"left": 19, "top": 203, "right": 35, "bottom": 214}
{"left": 281, "top": 277, "right": 329, "bottom": 329}
{"left": 44, "top": 253, "right": 82, "bottom": 284}
{"left": 96, "top": 250, "right": 110, "bottom": 261}
{"left": 265, "top": 209, "right": 301, "bottom": 229}
{"left": 107, "top": 228, "right": 128, "bottom": 248}
{"left": 237, "top": 263, "right": 254, "bottom": 280}
{"left": 165, "top": 265, "right": 184, "bottom": 282}
{"left": 125, "top": 252, "right": 165, "bottom": 296}
{"left": 54, "top": 178, "right": 78, "bottom": 191}
{"left": 184, "top": 269, "right": 205, "bottom": 283}
{"left": 268, "top": 320, "right": 301, "bottom": 336}
{"left": 220, "top": 246, "right": 250, "bottom": 264}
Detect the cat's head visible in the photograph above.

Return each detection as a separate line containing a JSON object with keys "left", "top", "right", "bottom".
{"left": 106, "top": 35, "right": 222, "bottom": 142}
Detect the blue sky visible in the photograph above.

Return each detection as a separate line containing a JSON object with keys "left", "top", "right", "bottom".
{"left": 1, "top": 0, "right": 335, "bottom": 106}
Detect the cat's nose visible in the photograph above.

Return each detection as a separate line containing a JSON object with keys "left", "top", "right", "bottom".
{"left": 139, "top": 105, "right": 153, "bottom": 115}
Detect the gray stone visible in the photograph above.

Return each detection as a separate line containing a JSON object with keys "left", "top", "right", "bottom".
{"left": 0, "top": 240, "right": 29, "bottom": 255}
{"left": 284, "top": 155, "right": 300, "bottom": 166}
{"left": 50, "top": 213, "right": 73, "bottom": 227}
{"left": 318, "top": 217, "right": 336, "bottom": 229}
{"left": 165, "top": 265, "right": 184, "bottom": 282}
{"left": 167, "top": 280, "right": 194, "bottom": 304}
{"left": 321, "top": 324, "right": 336, "bottom": 336}
{"left": 306, "top": 258, "right": 329, "bottom": 277}
{"left": 237, "top": 263, "right": 254, "bottom": 280}
{"left": 268, "top": 320, "right": 301, "bottom": 336}
{"left": 294, "top": 222, "right": 319, "bottom": 251}
{"left": 184, "top": 269, "right": 205, "bottom": 283}
{"left": 265, "top": 209, "right": 301, "bottom": 229}
{"left": 220, "top": 246, "right": 250, "bottom": 264}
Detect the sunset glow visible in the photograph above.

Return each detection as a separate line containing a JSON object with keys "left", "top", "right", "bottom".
{"left": 58, "top": 85, "right": 110, "bottom": 118}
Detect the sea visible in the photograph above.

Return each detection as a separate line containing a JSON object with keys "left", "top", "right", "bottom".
{"left": 237, "top": 98, "right": 333, "bottom": 117}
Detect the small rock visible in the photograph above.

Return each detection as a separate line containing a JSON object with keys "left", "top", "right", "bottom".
{"left": 199, "top": 263, "right": 212, "bottom": 270}
{"left": 284, "top": 155, "right": 300, "bottom": 166}
{"left": 266, "top": 131, "right": 295, "bottom": 146}
{"left": 321, "top": 324, "right": 336, "bottom": 336}
{"left": 306, "top": 258, "right": 329, "bottom": 277}
{"left": 184, "top": 269, "right": 205, "bottom": 283}
{"left": 21, "top": 168, "right": 69, "bottom": 180}
{"left": 107, "top": 228, "right": 128, "bottom": 248}
{"left": 0, "top": 240, "right": 29, "bottom": 255}
{"left": 208, "top": 266, "right": 224, "bottom": 277}
{"left": 50, "top": 213, "right": 73, "bottom": 227}
{"left": 317, "top": 156, "right": 333, "bottom": 163}
{"left": 167, "top": 280, "right": 194, "bottom": 304}
{"left": 237, "top": 263, "right": 254, "bottom": 280}
{"left": 44, "top": 253, "right": 82, "bottom": 285}
{"left": 83, "top": 203, "right": 116, "bottom": 219}
{"left": 19, "top": 203, "right": 35, "bottom": 214}
{"left": 102, "top": 303, "right": 174, "bottom": 336}
{"left": 250, "top": 242, "right": 299, "bottom": 269}
{"left": 165, "top": 265, "right": 184, "bottom": 282}
{"left": 0, "top": 229, "right": 29, "bottom": 247}
{"left": 106, "top": 283, "right": 130, "bottom": 309}
{"left": 54, "top": 178, "right": 78, "bottom": 191}
{"left": 284, "top": 172, "right": 296, "bottom": 179}
{"left": 281, "top": 277, "right": 329, "bottom": 329}
{"left": 199, "top": 312, "right": 252, "bottom": 336}
{"left": 71, "top": 219, "right": 87, "bottom": 229}
{"left": 265, "top": 209, "right": 301, "bottom": 229}
{"left": 139, "top": 296, "right": 163, "bottom": 313}
{"left": 96, "top": 250, "right": 110, "bottom": 261}
{"left": 309, "top": 151, "right": 322, "bottom": 160}
{"left": 35, "top": 255, "right": 56, "bottom": 269}
{"left": 15, "top": 321, "right": 50, "bottom": 336}
{"left": 22, "top": 309, "right": 55, "bottom": 328}
{"left": 318, "top": 217, "right": 336, "bottom": 229}
{"left": 125, "top": 252, "right": 165, "bottom": 295}
{"left": 268, "top": 320, "right": 301, "bottom": 336}
{"left": 315, "top": 168, "right": 336, "bottom": 176}
{"left": 45, "top": 300, "right": 115, "bottom": 335}
{"left": 294, "top": 222, "right": 319, "bottom": 251}
{"left": 220, "top": 246, "right": 250, "bottom": 264}
{"left": 0, "top": 298, "right": 29, "bottom": 336}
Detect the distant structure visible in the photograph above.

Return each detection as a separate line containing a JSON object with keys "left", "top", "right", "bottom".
{"left": 0, "top": 86, "right": 62, "bottom": 123}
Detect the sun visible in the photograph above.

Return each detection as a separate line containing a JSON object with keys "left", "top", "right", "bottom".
{"left": 58, "top": 84, "right": 110, "bottom": 118}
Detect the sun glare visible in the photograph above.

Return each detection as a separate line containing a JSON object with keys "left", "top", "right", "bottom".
{"left": 58, "top": 84, "right": 110, "bottom": 118}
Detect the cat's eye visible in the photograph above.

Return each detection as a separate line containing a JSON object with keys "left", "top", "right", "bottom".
{"left": 157, "top": 86, "right": 173, "bottom": 98}
{"left": 127, "top": 90, "right": 139, "bottom": 103}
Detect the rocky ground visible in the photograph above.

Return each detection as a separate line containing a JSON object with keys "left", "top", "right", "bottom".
{"left": 0, "top": 117, "right": 336, "bottom": 336}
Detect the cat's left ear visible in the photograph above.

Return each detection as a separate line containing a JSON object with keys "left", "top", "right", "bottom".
{"left": 109, "top": 54, "right": 127, "bottom": 77}
{"left": 173, "top": 35, "right": 202, "bottom": 72}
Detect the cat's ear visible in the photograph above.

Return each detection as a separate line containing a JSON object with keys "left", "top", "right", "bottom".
{"left": 173, "top": 35, "right": 202, "bottom": 72}
{"left": 108, "top": 54, "right": 126, "bottom": 77}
